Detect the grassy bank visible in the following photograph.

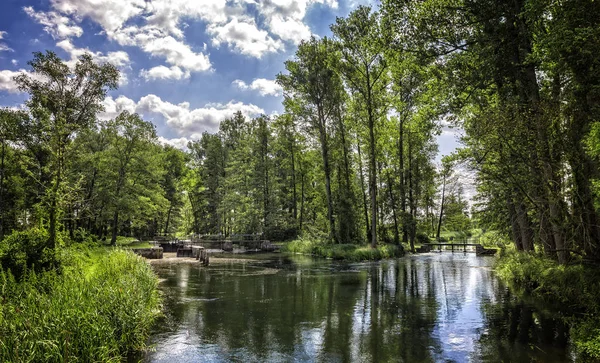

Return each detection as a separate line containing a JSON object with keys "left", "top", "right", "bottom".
{"left": 282, "top": 238, "right": 404, "bottom": 261}
{"left": 496, "top": 251, "right": 600, "bottom": 359}
{"left": 0, "top": 246, "right": 162, "bottom": 362}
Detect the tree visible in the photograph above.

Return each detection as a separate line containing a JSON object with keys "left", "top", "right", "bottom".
{"left": 101, "top": 111, "right": 161, "bottom": 245}
{"left": 278, "top": 36, "right": 344, "bottom": 243}
{"left": 15, "top": 51, "right": 118, "bottom": 248}
{"left": 332, "top": 6, "right": 391, "bottom": 248}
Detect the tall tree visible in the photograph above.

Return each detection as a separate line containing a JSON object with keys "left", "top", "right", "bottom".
{"left": 278, "top": 36, "right": 344, "bottom": 243}
{"left": 15, "top": 51, "right": 118, "bottom": 248}
{"left": 332, "top": 6, "right": 391, "bottom": 248}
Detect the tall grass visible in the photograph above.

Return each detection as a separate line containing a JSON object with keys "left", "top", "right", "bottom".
{"left": 283, "top": 238, "right": 404, "bottom": 261}
{"left": 496, "top": 251, "right": 600, "bottom": 359}
{"left": 0, "top": 249, "right": 161, "bottom": 362}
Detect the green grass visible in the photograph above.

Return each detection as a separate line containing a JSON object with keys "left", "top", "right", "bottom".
{"left": 496, "top": 251, "right": 600, "bottom": 359}
{"left": 0, "top": 246, "right": 162, "bottom": 362}
{"left": 282, "top": 238, "right": 404, "bottom": 261}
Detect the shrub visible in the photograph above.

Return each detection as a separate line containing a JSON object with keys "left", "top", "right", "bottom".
{"left": 0, "top": 229, "right": 60, "bottom": 280}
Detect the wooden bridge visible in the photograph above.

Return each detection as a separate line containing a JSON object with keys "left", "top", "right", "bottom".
{"left": 154, "top": 234, "right": 278, "bottom": 253}
{"left": 420, "top": 243, "right": 497, "bottom": 256}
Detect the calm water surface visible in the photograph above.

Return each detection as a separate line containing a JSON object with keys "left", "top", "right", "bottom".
{"left": 144, "top": 253, "right": 572, "bottom": 362}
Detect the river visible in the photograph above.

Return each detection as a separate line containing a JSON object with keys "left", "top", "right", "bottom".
{"left": 143, "top": 253, "right": 572, "bottom": 362}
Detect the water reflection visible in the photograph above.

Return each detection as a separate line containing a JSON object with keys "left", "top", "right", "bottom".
{"left": 145, "top": 253, "right": 572, "bottom": 362}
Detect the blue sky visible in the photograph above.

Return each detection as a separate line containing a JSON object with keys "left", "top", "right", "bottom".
{"left": 0, "top": 0, "right": 458, "bottom": 156}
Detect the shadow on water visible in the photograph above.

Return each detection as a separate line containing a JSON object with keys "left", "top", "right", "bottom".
{"left": 142, "top": 253, "right": 572, "bottom": 363}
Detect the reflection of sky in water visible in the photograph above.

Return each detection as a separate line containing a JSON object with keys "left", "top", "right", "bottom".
{"left": 145, "top": 253, "right": 570, "bottom": 363}
{"left": 432, "top": 255, "right": 487, "bottom": 362}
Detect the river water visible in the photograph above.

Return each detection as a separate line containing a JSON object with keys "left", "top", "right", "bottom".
{"left": 144, "top": 253, "right": 572, "bottom": 362}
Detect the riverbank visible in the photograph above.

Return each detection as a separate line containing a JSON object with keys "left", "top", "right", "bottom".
{"left": 0, "top": 245, "right": 162, "bottom": 362}
{"left": 281, "top": 238, "right": 404, "bottom": 261}
{"left": 495, "top": 251, "right": 600, "bottom": 359}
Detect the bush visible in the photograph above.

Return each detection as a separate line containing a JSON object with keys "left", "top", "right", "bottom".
{"left": 0, "top": 249, "right": 161, "bottom": 362}
{"left": 0, "top": 229, "right": 60, "bottom": 280}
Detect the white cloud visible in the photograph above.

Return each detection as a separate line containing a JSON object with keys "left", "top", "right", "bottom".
{"left": 0, "top": 31, "right": 13, "bottom": 52}
{"left": 50, "top": 0, "right": 146, "bottom": 33}
{"left": 99, "top": 95, "right": 138, "bottom": 120}
{"left": 233, "top": 78, "right": 282, "bottom": 96}
{"left": 56, "top": 39, "right": 131, "bottom": 68}
{"left": 208, "top": 18, "right": 283, "bottom": 58}
{"left": 257, "top": 0, "right": 338, "bottom": 45}
{"left": 99, "top": 94, "right": 264, "bottom": 135}
{"left": 0, "top": 69, "right": 23, "bottom": 93}
{"left": 23, "top": 6, "right": 83, "bottom": 39}
{"left": 141, "top": 65, "right": 189, "bottom": 81}
{"left": 138, "top": 35, "right": 211, "bottom": 72}
{"left": 157, "top": 136, "right": 190, "bottom": 150}
{"left": 11, "top": 60, "right": 18, "bottom": 66}
{"left": 267, "top": 16, "right": 311, "bottom": 44}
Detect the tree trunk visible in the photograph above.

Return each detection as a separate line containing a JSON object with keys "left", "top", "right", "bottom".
{"left": 318, "top": 117, "right": 337, "bottom": 243}
{"left": 398, "top": 116, "right": 408, "bottom": 243}
{"left": 507, "top": 193, "right": 524, "bottom": 251}
{"left": 436, "top": 173, "right": 446, "bottom": 241}
{"left": 368, "top": 110, "right": 377, "bottom": 248}
{"left": 357, "top": 137, "right": 371, "bottom": 243}
{"left": 164, "top": 203, "right": 173, "bottom": 234}
{"left": 386, "top": 168, "right": 400, "bottom": 245}
{"left": 110, "top": 210, "right": 119, "bottom": 246}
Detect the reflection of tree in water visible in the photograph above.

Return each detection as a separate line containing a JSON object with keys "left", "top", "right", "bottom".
{"left": 152, "top": 258, "right": 443, "bottom": 362}
{"left": 149, "top": 255, "right": 573, "bottom": 362}
{"left": 474, "top": 287, "right": 571, "bottom": 362}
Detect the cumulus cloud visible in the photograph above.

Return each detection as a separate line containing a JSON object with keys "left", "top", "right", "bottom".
{"left": 140, "top": 66, "right": 189, "bottom": 81}
{"left": 258, "top": 0, "right": 338, "bottom": 45}
{"left": 99, "top": 94, "right": 264, "bottom": 136}
{"left": 20, "top": 0, "right": 340, "bottom": 85}
{"left": 208, "top": 18, "right": 283, "bottom": 58}
{"left": 233, "top": 78, "right": 282, "bottom": 96}
{"left": 0, "top": 69, "right": 23, "bottom": 93}
{"left": 157, "top": 136, "right": 190, "bottom": 150}
{"left": 11, "top": 60, "right": 18, "bottom": 66}
{"left": 23, "top": 6, "right": 83, "bottom": 39}
{"left": 57, "top": 39, "right": 130, "bottom": 68}
{"left": 50, "top": 0, "right": 146, "bottom": 34}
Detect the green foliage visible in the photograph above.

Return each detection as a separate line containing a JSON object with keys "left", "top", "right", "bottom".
{"left": 283, "top": 238, "right": 404, "bottom": 261}
{"left": 496, "top": 252, "right": 600, "bottom": 359}
{"left": 415, "top": 232, "right": 430, "bottom": 245}
{"left": 0, "top": 248, "right": 161, "bottom": 362}
{"left": 0, "top": 229, "right": 60, "bottom": 280}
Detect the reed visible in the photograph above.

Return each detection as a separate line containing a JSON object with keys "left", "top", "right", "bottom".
{"left": 0, "top": 248, "right": 161, "bottom": 362}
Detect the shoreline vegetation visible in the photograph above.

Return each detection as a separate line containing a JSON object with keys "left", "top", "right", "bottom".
{"left": 282, "top": 238, "right": 405, "bottom": 261}
{"left": 495, "top": 251, "right": 600, "bottom": 360}
{"left": 0, "top": 235, "right": 162, "bottom": 362}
